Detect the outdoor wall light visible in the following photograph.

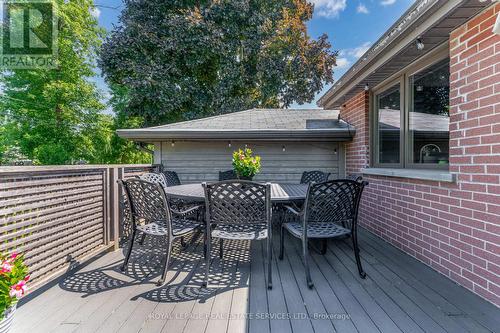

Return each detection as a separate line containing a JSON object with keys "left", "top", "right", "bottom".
{"left": 282, "top": 145, "right": 286, "bottom": 152}
{"left": 416, "top": 38, "right": 424, "bottom": 51}
{"left": 228, "top": 141, "right": 232, "bottom": 148}
{"left": 171, "top": 141, "right": 175, "bottom": 147}
{"left": 494, "top": 9, "right": 500, "bottom": 35}
{"left": 364, "top": 83, "right": 369, "bottom": 91}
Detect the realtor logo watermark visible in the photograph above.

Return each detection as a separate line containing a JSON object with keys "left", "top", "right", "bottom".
{"left": 0, "top": 0, "right": 57, "bottom": 68}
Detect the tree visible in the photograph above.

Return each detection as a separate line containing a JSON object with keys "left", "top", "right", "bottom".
{"left": 1, "top": 0, "right": 108, "bottom": 165}
{"left": 99, "top": 84, "right": 152, "bottom": 164}
{"left": 100, "top": 0, "right": 337, "bottom": 125}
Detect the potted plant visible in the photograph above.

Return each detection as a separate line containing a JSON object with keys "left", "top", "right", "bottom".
{"left": 232, "top": 148, "right": 261, "bottom": 181}
{"left": 0, "top": 253, "right": 29, "bottom": 333}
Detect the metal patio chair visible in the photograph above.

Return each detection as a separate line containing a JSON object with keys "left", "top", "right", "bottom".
{"left": 119, "top": 178, "right": 203, "bottom": 286}
{"left": 139, "top": 172, "right": 168, "bottom": 189}
{"left": 202, "top": 181, "right": 273, "bottom": 289}
{"left": 218, "top": 170, "right": 237, "bottom": 181}
{"left": 346, "top": 174, "right": 363, "bottom": 182}
{"left": 163, "top": 170, "right": 182, "bottom": 187}
{"left": 139, "top": 172, "right": 202, "bottom": 248}
{"left": 280, "top": 179, "right": 368, "bottom": 288}
{"left": 300, "top": 170, "right": 331, "bottom": 184}
{"left": 140, "top": 171, "right": 200, "bottom": 216}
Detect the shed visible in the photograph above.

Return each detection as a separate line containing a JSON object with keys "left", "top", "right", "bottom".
{"left": 117, "top": 108, "right": 355, "bottom": 183}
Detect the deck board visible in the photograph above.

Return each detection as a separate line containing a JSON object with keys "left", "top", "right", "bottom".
{"left": 360, "top": 231, "right": 500, "bottom": 332}
{"left": 345, "top": 239, "right": 490, "bottom": 333}
{"left": 12, "top": 229, "right": 500, "bottom": 333}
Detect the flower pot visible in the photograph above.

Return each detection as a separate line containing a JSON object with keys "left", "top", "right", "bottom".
{"left": 0, "top": 304, "right": 17, "bottom": 333}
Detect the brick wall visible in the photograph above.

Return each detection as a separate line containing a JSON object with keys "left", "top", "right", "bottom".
{"left": 340, "top": 91, "right": 370, "bottom": 175}
{"left": 342, "top": 5, "right": 500, "bottom": 306}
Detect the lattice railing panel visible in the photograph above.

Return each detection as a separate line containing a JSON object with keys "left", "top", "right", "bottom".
{"left": 0, "top": 169, "right": 106, "bottom": 284}
{"left": 0, "top": 164, "right": 154, "bottom": 289}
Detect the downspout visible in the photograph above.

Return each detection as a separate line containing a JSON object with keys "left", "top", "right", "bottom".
{"left": 135, "top": 142, "right": 154, "bottom": 155}
{"left": 135, "top": 142, "right": 158, "bottom": 169}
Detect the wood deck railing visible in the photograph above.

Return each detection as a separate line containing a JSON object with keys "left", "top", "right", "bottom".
{"left": 0, "top": 164, "right": 155, "bottom": 290}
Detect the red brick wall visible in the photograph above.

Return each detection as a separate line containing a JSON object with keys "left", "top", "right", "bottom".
{"left": 340, "top": 91, "right": 370, "bottom": 175}
{"left": 341, "top": 5, "right": 500, "bottom": 306}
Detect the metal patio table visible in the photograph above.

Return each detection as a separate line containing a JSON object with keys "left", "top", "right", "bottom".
{"left": 164, "top": 183, "right": 308, "bottom": 203}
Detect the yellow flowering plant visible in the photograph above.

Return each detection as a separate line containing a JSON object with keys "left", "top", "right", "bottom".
{"left": 232, "top": 148, "right": 261, "bottom": 179}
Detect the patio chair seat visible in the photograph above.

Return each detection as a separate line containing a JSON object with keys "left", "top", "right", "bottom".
{"left": 212, "top": 223, "right": 268, "bottom": 240}
{"left": 283, "top": 222, "right": 350, "bottom": 239}
{"left": 137, "top": 218, "right": 201, "bottom": 237}
{"left": 172, "top": 218, "right": 203, "bottom": 236}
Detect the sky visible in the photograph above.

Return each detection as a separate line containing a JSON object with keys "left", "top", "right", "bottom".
{"left": 93, "top": 0, "right": 416, "bottom": 110}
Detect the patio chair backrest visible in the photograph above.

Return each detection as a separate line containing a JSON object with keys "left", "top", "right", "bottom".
{"left": 139, "top": 172, "right": 168, "bottom": 189}
{"left": 300, "top": 170, "right": 330, "bottom": 184}
{"left": 346, "top": 174, "right": 363, "bottom": 182}
{"left": 119, "top": 179, "right": 171, "bottom": 231}
{"left": 304, "top": 179, "right": 367, "bottom": 229}
{"left": 219, "top": 170, "right": 237, "bottom": 181}
{"left": 163, "top": 170, "right": 181, "bottom": 187}
{"left": 203, "top": 181, "right": 271, "bottom": 225}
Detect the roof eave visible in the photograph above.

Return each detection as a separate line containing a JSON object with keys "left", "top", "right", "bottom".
{"left": 116, "top": 128, "right": 356, "bottom": 142}
{"left": 318, "top": 0, "right": 471, "bottom": 108}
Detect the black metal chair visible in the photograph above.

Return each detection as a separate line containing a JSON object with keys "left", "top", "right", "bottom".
{"left": 346, "top": 174, "right": 363, "bottom": 182}
{"left": 119, "top": 178, "right": 203, "bottom": 285}
{"left": 139, "top": 172, "right": 169, "bottom": 189}
{"left": 163, "top": 170, "right": 182, "bottom": 187}
{"left": 140, "top": 172, "right": 199, "bottom": 215}
{"left": 218, "top": 170, "right": 237, "bottom": 181}
{"left": 300, "top": 170, "right": 330, "bottom": 184}
{"left": 202, "top": 181, "right": 272, "bottom": 289}
{"left": 139, "top": 172, "right": 202, "bottom": 246}
{"left": 280, "top": 179, "right": 368, "bottom": 288}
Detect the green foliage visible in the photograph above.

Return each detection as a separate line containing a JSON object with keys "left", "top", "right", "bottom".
{"left": 100, "top": 0, "right": 337, "bottom": 125}
{"left": 101, "top": 84, "right": 152, "bottom": 164}
{"left": 0, "top": 253, "right": 29, "bottom": 319}
{"left": 0, "top": 0, "right": 133, "bottom": 165}
{"left": 232, "top": 148, "right": 261, "bottom": 178}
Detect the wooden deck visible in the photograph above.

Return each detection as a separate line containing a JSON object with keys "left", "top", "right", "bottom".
{"left": 13, "top": 229, "right": 499, "bottom": 333}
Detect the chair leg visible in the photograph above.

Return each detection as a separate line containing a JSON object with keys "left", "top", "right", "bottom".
{"left": 203, "top": 229, "right": 207, "bottom": 259}
{"left": 302, "top": 236, "right": 314, "bottom": 289}
{"left": 352, "top": 230, "right": 366, "bottom": 279}
{"left": 202, "top": 234, "right": 211, "bottom": 287}
{"left": 121, "top": 229, "right": 136, "bottom": 271}
{"left": 279, "top": 225, "right": 285, "bottom": 260}
{"left": 267, "top": 237, "right": 273, "bottom": 289}
{"left": 138, "top": 233, "right": 146, "bottom": 245}
{"left": 157, "top": 241, "right": 172, "bottom": 286}
{"left": 320, "top": 239, "right": 327, "bottom": 255}
{"left": 219, "top": 238, "right": 224, "bottom": 259}
{"left": 180, "top": 236, "right": 188, "bottom": 250}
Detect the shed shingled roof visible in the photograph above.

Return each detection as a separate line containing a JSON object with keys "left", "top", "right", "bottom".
{"left": 116, "top": 108, "right": 355, "bottom": 141}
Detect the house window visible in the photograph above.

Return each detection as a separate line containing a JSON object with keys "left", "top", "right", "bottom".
{"left": 408, "top": 58, "right": 450, "bottom": 166}
{"left": 376, "top": 83, "right": 401, "bottom": 165}
{"left": 372, "top": 55, "right": 450, "bottom": 170}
